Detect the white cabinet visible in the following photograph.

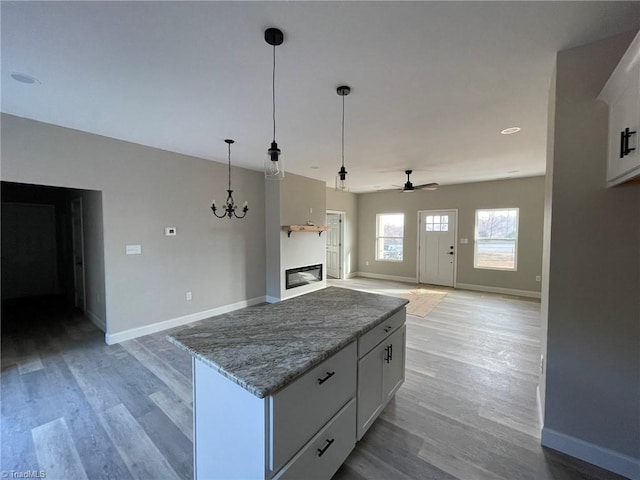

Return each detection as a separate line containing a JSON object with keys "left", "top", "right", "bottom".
{"left": 274, "top": 400, "right": 356, "bottom": 480}
{"left": 271, "top": 342, "right": 356, "bottom": 473}
{"left": 193, "top": 341, "right": 357, "bottom": 480}
{"left": 599, "top": 31, "right": 640, "bottom": 186}
{"left": 190, "top": 307, "right": 407, "bottom": 479}
{"left": 356, "top": 320, "right": 406, "bottom": 440}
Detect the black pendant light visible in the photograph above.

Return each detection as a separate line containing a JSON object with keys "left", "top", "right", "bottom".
{"left": 211, "top": 139, "right": 248, "bottom": 219}
{"left": 265, "top": 28, "right": 284, "bottom": 179}
{"left": 336, "top": 85, "right": 351, "bottom": 191}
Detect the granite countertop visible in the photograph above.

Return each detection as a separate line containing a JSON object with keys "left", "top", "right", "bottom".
{"left": 167, "top": 286, "right": 408, "bottom": 399}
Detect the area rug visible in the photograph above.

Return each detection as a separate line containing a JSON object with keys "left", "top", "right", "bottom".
{"left": 400, "top": 284, "right": 451, "bottom": 317}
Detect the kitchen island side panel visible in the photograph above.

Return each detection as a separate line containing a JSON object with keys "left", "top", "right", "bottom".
{"left": 194, "top": 358, "right": 268, "bottom": 480}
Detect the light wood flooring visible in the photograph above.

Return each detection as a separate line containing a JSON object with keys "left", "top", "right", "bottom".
{"left": 1, "top": 280, "right": 627, "bottom": 479}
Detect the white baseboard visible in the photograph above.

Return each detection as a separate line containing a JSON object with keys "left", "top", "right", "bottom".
{"left": 105, "top": 296, "right": 267, "bottom": 345}
{"left": 354, "top": 271, "right": 418, "bottom": 284}
{"left": 265, "top": 296, "right": 280, "bottom": 304}
{"left": 86, "top": 309, "right": 106, "bottom": 333}
{"left": 456, "top": 282, "right": 541, "bottom": 299}
{"left": 542, "top": 428, "right": 640, "bottom": 480}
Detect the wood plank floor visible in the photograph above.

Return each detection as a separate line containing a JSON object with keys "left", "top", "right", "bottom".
{"left": 1, "top": 281, "right": 627, "bottom": 480}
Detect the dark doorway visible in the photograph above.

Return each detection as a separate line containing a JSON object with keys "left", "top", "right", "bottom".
{"left": 1, "top": 181, "right": 105, "bottom": 334}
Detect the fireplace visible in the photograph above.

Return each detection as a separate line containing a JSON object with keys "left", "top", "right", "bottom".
{"left": 286, "top": 264, "right": 323, "bottom": 290}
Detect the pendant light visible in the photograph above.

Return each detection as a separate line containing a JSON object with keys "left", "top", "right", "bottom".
{"left": 335, "top": 85, "right": 351, "bottom": 191}
{"left": 211, "top": 139, "right": 248, "bottom": 219}
{"left": 265, "top": 27, "right": 284, "bottom": 179}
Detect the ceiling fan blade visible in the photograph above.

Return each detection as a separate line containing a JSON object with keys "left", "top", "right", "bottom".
{"left": 416, "top": 182, "right": 439, "bottom": 191}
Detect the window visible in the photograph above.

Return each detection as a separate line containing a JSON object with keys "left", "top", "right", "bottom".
{"left": 425, "top": 214, "right": 449, "bottom": 232}
{"left": 474, "top": 208, "right": 519, "bottom": 270}
{"left": 376, "top": 213, "right": 404, "bottom": 261}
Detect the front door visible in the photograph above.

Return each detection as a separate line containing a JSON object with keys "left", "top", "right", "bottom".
{"left": 326, "top": 213, "right": 341, "bottom": 279}
{"left": 418, "top": 210, "right": 457, "bottom": 287}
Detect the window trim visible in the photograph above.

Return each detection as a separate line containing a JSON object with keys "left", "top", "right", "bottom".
{"left": 473, "top": 208, "right": 519, "bottom": 271}
{"left": 375, "top": 213, "right": 405, "bottom": 262}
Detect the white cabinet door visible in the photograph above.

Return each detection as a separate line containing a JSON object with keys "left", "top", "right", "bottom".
{"left": 606, "top": 75, "right": 640, "bottom": 184}
{"left": 382, "top": 326, "right": 406, "bottom": 403}
{"left": 356, "top": 324, "right": 406, "bottom": 440}
{"left": 599, "top": 31, "right": 640, "bottom": 186}
{"left": 356, "top": 341, "right": 384, "bottom": 440}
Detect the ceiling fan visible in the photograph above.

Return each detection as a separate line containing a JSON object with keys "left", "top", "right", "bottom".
{"left": 397, "top": 170, "right": 439, "bottom": 192}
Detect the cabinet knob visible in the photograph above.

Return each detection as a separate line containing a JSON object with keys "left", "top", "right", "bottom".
{"left": 383, "top": 325, "right": 393, "bottom": 333}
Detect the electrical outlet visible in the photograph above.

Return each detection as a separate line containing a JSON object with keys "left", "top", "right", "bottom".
{"left": 365, "top": 260, "right": 369, "bottom": 266}
{"left": 536, "top": 275, "right": 541, "bottom": 282}
{"left": 186, "top": 291, "right": 192, "bottom": 301}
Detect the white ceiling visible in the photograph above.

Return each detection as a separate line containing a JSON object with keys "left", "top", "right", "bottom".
{"left": 2, "top": 2, "right": 639, "bottom": 192}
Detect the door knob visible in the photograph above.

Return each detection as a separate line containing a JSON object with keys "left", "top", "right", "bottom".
{"left": 448, "top": 252, "right": 454, "bottom": 255}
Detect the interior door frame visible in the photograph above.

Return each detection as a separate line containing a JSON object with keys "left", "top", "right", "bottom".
{"left": 326, "top": 210, "right": 345, "bottom": 280}
{"left": 71, "top": 197, "right": 86, "bottom": 311}
{"left": 416, "top": 209, "right": 459, "bottom": 287}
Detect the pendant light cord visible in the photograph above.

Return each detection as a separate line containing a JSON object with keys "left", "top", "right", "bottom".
{"left": 272, "top": 44, "right": 276, "bottom": 142}
{"left": 228, "top": 142, "right": 232, "bottom": 191}
{"left": 341, "top": 93, "right": 345, "bottom": 168}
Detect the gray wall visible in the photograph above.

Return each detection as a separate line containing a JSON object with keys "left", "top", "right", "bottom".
{"left": 357, "top": 177, "right": 545, "bottom": 293}
{"left": 326, "top": 188, "right": 359, "bottom": 277}
{"left": 543, "top": 30, "right": 640, "bottom": 467}
{"left": 1, "top": 114, "right": 266, "bottom": 337}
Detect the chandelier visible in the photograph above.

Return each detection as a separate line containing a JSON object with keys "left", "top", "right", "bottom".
{"left": 211, "top": 139, "right": 248, "bottom": 219}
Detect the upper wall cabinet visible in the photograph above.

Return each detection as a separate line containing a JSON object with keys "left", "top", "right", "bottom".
{"left": 599, "top": 30, "right": 640, "bottom": 187}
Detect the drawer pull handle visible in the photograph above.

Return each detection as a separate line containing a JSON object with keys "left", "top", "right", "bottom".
{"left": 384, "top": 344, "right": 394, "bottom": 363}
{"left": 317, "top": 438, "right": 335, "bottom": 457}
{"left": 317, "top": 371, "right": 335, "bottom": 384}
{"left": 620, "top": 128, "right": 637, "bottom": 158}
{"left": 383, "top": 326, "right": 393, "bottom": 333}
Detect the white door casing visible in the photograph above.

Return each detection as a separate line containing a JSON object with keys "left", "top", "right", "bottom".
{"left": 71, "top": 197, "right": 86, "bottom": 311}
{"left": 418, "top": 210, "right": 457, "bottom": 287}
{"left": 326, "top": 213, "right": 342, "bottom": 279}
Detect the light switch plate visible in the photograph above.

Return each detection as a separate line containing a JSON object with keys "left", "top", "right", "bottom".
{"left": 126, "top": 244, "right": 142, "bottom": 255}
{"left": 460, "top": 238, "right": 469, "bottom": 244}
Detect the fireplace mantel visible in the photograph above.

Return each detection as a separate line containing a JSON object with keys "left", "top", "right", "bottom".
{"left": 282, "top": 224, "right": 329, "bottom": 237}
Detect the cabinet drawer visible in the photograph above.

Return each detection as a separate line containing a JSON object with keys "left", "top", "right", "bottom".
{"left": 271, "top": 341, "right": 356, "bottom": 473}
{"left": 358, "top": 308, "right": 405, "bottom": 358}
{"left": 274, "top": 399, "right": 356, "bottom": 480}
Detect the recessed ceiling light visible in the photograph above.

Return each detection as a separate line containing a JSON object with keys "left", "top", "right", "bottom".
{"left": 11, "top": 72, "right": 40, "bottom": 85}
{"left": 501, "top": 127, "right": 521, "bottom": 135}
{"left": 310, "top": 166, "right": 320, "bottom": 170}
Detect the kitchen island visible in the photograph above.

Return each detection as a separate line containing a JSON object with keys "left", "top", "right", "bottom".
{"left": 168, "top": 286, "right": 408, "bottom": 480}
